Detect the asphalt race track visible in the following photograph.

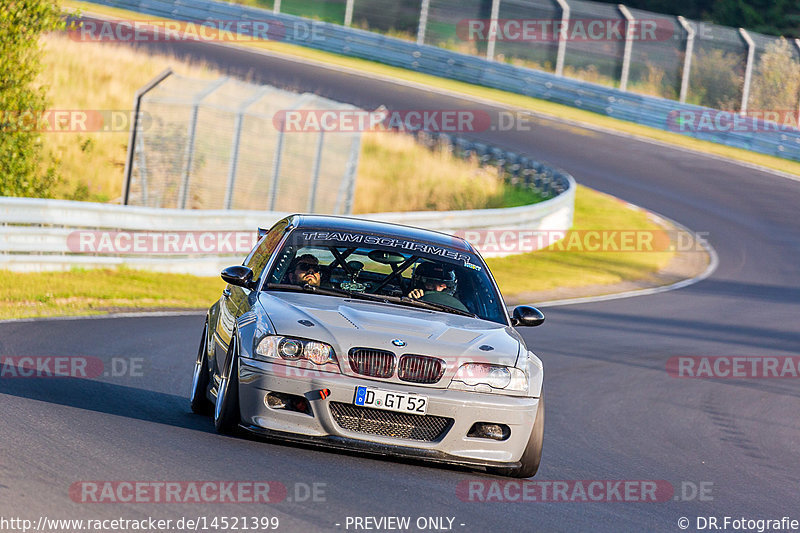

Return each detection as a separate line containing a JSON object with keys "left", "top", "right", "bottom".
{"left": 2, "top": 22, "right": 800, "bottom": 532}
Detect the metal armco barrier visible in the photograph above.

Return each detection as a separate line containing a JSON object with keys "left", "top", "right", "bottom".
{"left": 85, "top": 0, "right": 800, "bottom": 162}
{"left": 0, "top": 173, "right": 575, "bottom": 274}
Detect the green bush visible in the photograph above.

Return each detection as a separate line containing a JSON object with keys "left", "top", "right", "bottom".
{"left": 750, "top": 38, "right": 800, "bottom": 111}
{"left": 0, "top": 0, "right": 64, "bottom": 197}
{"left": 689, "top": 48, "right": 743, "bottom": 110}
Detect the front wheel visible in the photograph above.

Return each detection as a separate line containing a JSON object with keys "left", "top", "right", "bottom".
{"left": 190, "top": 321, "right": 213, "bottom": 415}
{"left": 214, "top": 334, "right": 241, "bottom": 434}
{"left": 491, "top": 392, "right": 544, "bottom": 478}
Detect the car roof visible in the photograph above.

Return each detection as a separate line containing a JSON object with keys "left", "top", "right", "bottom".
{"left": 286, "top": 214, "right": 475, "bottom": 253}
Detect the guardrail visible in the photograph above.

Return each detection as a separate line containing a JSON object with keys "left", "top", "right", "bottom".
{"left": 85, "top": 0, "right": 800, "bottom": 162}
{"left": 0, "top": 171, "right": 575, "bottom": 275}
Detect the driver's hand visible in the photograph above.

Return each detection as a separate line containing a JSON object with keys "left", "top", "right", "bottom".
{"left": 408, "top": 288, "right": 424, "bottom": 299}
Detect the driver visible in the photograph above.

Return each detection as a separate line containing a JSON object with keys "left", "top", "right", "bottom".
{"left": 286, "top": 253, "right": 321, "bottom": 287}
{"left": 408, "top": 261, "right": 457, "bottom": 299}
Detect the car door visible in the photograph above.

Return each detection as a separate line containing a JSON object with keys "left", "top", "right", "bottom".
{"left": 213, "top": 220, "right": 288, "bottom": 376}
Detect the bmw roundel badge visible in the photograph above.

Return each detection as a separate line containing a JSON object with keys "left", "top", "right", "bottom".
{"left": 391, "top": 339, "right": 406, "bottom": 347}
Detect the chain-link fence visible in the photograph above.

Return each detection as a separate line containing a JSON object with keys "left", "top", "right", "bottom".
{"left": 251, "top": 0, "right": 800, "bottom": 113}
{"left": 124, "top": 73, "right": 361, "bottom": 213}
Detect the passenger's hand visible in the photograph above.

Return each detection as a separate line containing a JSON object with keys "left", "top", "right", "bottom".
{"left": 408, "top": 288, "right": 424, "bottom": 299}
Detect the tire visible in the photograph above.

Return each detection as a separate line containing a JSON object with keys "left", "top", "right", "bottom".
{"left": 214, "top": 333, "right": 241, "bottom": 434}
{"left": 492, "top": 392, "right": 545, "bottom": 478}
{"left": 190, "top": 321, "right": 213, "bottom": 415}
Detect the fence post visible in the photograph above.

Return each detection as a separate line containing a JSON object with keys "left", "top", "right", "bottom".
{"left": 273, "top": 0, "right": 281, "bottom": 14}
{"left": 739, "top": 28, "right": 755, "bottom": 115}
{"left": 123, "top": 68, "right": 172, "bottom": 205}
{"left": 225, "top": 114, "right": 245, "bottom": 210}
{"left": 307, "top": 131, "right": 326, "bottom": 212}
{"left": 224, "top": 87, "right": 269, "bottom": 210}
{"left": 341, "top": 133, "right": 362, "bottom": 214}
{"left": 618, "top": 4, "right": 634, "bottom": 92}
{"left": 135, "top": 133, "right": 148, "bottom": 206}
{"left": 177, "top": 78, "right": 228, "bottom": 210}
{"left": 677, "top": 16, "right": 695, "bottom": 104}
{"left": 554, "top": 0, "right": 570, "bottom": 76}
{"left": 486, "top": 0, "right": 501, "bottom": 61}
{"left": 269, "top": 93, "right": 314, "bottom": 211}
{"left": 268, "top": 129, "right": 286, "bottom": 212}
{"left": 417, "top": 0, "right": 430, "bottom": 46}
{"left": 344, "top": 0, "right": 354, "bottom": 26}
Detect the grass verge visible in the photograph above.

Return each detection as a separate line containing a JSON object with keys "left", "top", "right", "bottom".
{"left": 0, "top": 186, "right": 673, "bottom": 320}
{"left": 0, "top": 268, "right": 224, "bottom": 320}
{"left": 486, "top": 185, "right": 674, "bottom": 294}
{"left": 63, "top": 0, "right": 800, "bottom": 178}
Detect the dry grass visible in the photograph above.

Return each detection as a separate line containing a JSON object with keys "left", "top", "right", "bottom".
{"left": 354, "top": 132, "right": 519, "bottom": 213}
{"left": 37, "top": 33, "right": 222, "bottom": 202}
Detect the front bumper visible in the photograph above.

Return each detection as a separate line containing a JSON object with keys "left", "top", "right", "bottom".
{"left": 237, "top": 357, "right": 540, "bottom": 467}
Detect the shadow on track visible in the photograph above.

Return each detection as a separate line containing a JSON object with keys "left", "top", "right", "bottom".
{"left": 0, "top": 371, "right": 214, "bottom": 433}
{"left": 0, "top": 364, "right": 506, "bottom": 479}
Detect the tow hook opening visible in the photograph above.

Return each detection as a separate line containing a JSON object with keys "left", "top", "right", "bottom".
{"left": 468, "top": 422, "right": 511, "bottom": 441}
{"left": 265, "top": 392, "right": 312, "bottom": 415}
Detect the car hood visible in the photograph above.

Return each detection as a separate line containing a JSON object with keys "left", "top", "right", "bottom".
{"left": 257, "top": 291, "right": 523, "bottom": 386}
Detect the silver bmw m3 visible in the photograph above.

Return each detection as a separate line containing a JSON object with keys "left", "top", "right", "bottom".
{"left": 191, "top": 214, "right": 545, "bottom": 477}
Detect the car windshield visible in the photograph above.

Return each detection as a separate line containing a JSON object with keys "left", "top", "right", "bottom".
{"left": 263, "top": 228, "right": 508, "bottom": 324}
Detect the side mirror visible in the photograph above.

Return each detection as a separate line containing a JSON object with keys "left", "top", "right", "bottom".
{"left": 221, "top": 265, "right": 254, "bottom": 288}
{"left": 511, "top": 306, "right": 545, "bottom": 327}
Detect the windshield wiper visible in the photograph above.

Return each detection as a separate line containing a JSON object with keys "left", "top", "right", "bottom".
{"left": 265, "top": 283, "right": 390, "bottom": 303}
{"left": 390, "top": 296, "right": 478, "bottom": 318}
{"left": 265, "top": 283, "right": 312, "bottom": 293}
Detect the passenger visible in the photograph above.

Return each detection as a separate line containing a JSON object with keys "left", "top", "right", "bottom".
{"left": 408, "top": 261, "right": 457, "bottom": 299}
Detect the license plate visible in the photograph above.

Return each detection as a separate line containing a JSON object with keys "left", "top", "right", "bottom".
{"left": 354, "top": 386, "right": 428, "bottom": 415}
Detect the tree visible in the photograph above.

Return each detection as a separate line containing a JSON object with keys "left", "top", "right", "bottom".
{"left": 591, "top": 0, "right": 799, "bottom": 38}
{"left": 749, "top": 38, "right": 800, "bottom": 112}
{"left": 711, "top": 0, "right": 799, "bottom": 38}
{"left": 690, "top": 48, "right": 743, "bottom": 110}
{"left": 0, "top": 0, "right": 64, "bottom": 197}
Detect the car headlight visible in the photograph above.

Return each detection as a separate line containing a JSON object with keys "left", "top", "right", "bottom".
{"left": 450, "top": 363, "right": 527, "bottom": 392}
{"left": 255, "top": 335, "right": 336, "bottom": 365}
